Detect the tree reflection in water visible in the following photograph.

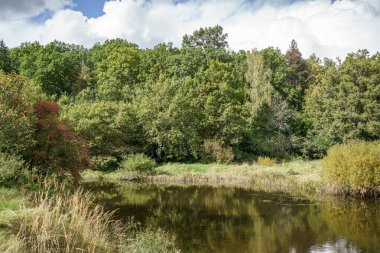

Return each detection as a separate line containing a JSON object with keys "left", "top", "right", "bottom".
{"left": 83, "top": 181, "right": 380, "bottom": 253}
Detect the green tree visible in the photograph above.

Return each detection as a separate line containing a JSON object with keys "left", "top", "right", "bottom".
{"left": 12, "top": 41, "right": 89, "bottom": 97}
{"left": 90, "top": 39, "right": 141, "bottom": 101}
{"left": 0, "top": 40, "right": 13, "bottom": 73}
{"left": 304, "top": 50, "right": 380, "bottom": 158}
{"left": 190, "top": 60, "right": 248, "bottom": 148}
{"left": 182, "top": 25, "right": 228, "bottom": 50}
{"left": 138, "top": 76, "right": 202, "bottom": 161}
{"left": 246, "top": 50, "right": 273, "bottom": 113}
{"left": 0, "top": 72, "right": 44, "bottom": 154}
{"left": 61, "top": 101, "right": 143, "bottom": 170}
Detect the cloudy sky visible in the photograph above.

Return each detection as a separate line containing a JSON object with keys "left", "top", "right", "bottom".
{"left": 0, "top": 0, "right": 379, "bottom": 59}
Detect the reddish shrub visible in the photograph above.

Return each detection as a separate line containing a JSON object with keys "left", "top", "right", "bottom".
{"left": 27, "top": 101, "right": 92, "bottom": 181}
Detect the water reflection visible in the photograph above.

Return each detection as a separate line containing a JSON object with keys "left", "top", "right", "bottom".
{"left": 83, "top": 181, "right": 380, "bottom": 253}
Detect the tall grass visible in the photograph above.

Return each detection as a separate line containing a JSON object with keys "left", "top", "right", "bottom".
{"left": 11, "top": 184, "right": 124, "bottom": 252}
{"left": 1, "top": 181, "right": 179, "bottom": 253}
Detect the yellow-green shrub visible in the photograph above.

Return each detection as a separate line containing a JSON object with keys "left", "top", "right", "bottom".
{"left": 0, "top": 153, "right": 27, "bottom": 187}
{"left": 323, "top": 141, "right": 380, "bottom": 195}
{"left": 120, "top": 154, "right": 156, "bottom": 174}
{"left": 202, "top": 140, "right": 234, "bottom": 164}
{"left": 257, "top": 156, "right": 276, "bottom": 166}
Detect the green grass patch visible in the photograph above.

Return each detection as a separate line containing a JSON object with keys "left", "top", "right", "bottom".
{"left": 0, "top": 188, "right": 24, "bottom": 212}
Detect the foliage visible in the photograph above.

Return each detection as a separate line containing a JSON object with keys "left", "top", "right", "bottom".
{"left": 61, "top": 101, "right": 143, "bottom": 168}
{"left": 246, "top": 50, "right": 273, "bottom": 113}
{"left": 0, "top": 26, "right": 379, "bottom": 169}
{"left": 91, "top": 156, "right": 119, "bottom": 172}
{"left": 284, "top": 40, "right": 310, "bottom": 111}
{"left": 182, "top": 25, "right": 228, "bottom": 51}
{"left": 120, "top": 154, "right": 157, "bottom": 174}
{"left": 0, "top": 40, "right": 13, "bottom": 73}
{"left": 323, "top": 141, "right": 380, "bottom": 196}
{"left": 138, "top": 77, "right": 203, "bottom": 161}
{"left": 202, "top": 139, "right": 234, "bottom": 163}
{"left": 0, "top": 153, "right": 26, "bottom": 187}
{"left": 0, "top": 72, "right": 44, "bottom": 154}
{"left": 305, "top": 50, "right": 380, "bottom": 158}
{"left": 257, "top": 156, "right": 277, "bottom": 166}
{"left": 11, "top": 41, "right": 89, "bottom": 97}
{"left": 90, "top": 39, "right": 140, "bottom": 101}
{"left": 25, "top": 101, "right": 91, "bottom": 180}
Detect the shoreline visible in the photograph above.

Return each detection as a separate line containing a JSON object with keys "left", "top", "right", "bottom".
{"left": 82, "top": 160, "right": 380, "bottom": 199}
{"left": 83, "top": 160, "right": 327, "bottom": 198}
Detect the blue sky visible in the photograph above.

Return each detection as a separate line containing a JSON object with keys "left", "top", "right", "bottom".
{"left": 72, "top": 0, "right": 105, "bottom": 18}
{"left": 0, "top": 0, "right": 379, "bottom": 59}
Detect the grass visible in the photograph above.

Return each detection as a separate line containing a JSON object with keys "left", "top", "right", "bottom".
{"left": 0, "top": 183, "right": 179, "bottom": 253}
{"left": 83, "top": 159, "right": 325, "bottom": 197}
{"left": 83, "top": 158, "right": 379, "bottom": 198}
{"left": 0, "top": 188, "right": 24, "bottom": 212}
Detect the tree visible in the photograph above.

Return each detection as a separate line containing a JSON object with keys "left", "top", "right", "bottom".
{"left": 138, "top": 76, "right": 203, "bottom": 161}
{"left": 304, "top": 50, "right": 380, "bottom": 158}
{"left": 12, "top": 41, "right": 89, "bottom": 97}
{"left": 91, "top": 39, "right": 141, "bottom": 101}
{"left": 246, "top": 50, "right": 273, "bottom": 113}
{"left": 182, "top": 25, "right": 228, "bottom": 50}
{"left": 182, "top": 25, "right": 231, "bottom": 63}
{"left": 139, "top": 43, "right": 178, "bottom": 83}
{"left": 0, "top": 72, "right": 44, "bottom": 154}
{"left": 26, "top": 101, "right": 91, "bottom": 180}
{"left": 285, "top": 40, "right": 310, "bottom": 111}
{"left": 61, "top": 101, "right": 143, "bottom": 170}
{"left": 0, "top": 40, "right": 13, "bottom": 73}
{"left": 190, "top": 60, "right": 248, "bottom": 148}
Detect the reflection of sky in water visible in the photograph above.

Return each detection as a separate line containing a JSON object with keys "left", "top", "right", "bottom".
{"left": 84, "top": 182, "right": 380, "bottom": 253}
{"left": 309, "top": 238, "right": 360, "bottom": 253}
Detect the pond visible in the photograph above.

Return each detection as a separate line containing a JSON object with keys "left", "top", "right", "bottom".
{"left": 84, "top": 181, "right": 380, "bottom": 253}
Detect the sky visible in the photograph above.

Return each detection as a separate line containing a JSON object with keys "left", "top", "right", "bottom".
{"left": 0, "top": 0, "right": 379, "bottom": 59}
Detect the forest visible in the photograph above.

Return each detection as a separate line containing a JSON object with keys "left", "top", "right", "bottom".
{"left": 0, "top": 25, "right": 379, "bottom": 252}
{"left": 1, "top": 25, "right": 379, "bottom": 174}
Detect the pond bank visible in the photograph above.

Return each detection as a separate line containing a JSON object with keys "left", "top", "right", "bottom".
{"left": 83, "top": 160, "right": 339, "bottom": 198}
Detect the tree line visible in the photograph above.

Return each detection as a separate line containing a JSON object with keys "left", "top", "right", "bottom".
{"left": 0, "top": 25, "right": 379, "bottom": 174}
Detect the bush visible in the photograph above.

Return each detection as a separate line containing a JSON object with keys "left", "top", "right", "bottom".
{"left": 323, "top": 141, "right": 380, "bottom": 196}
{"left": 120, "top": 154, "right": 156, "bottom": 174}
{"left": 0, "top": 153, "right": 26, "bottom": 187}
{"left": 92, "top": 156, "right": 119, "bottom": 171}
{"left": 202, "top": 140, "right": 235, "bottom": 164}
{"left": 257, "top": 156, "right": 276, "bottom": 166}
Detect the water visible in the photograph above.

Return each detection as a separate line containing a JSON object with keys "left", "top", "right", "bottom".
{"left": 84, "top": 181, "right": 380, "bottom": 253}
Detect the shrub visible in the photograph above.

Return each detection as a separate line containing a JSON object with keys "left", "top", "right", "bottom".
{"left": 26, "top": 101, "right": 92, "bottom": 181}
{"left": 202, "top": 140, "right": 235, "bottom": 164}
{"left": 257, "top": 156, "right": 276, "bottom": 166}
{"left": 120, "top": 154, "right": 156, "bottom": 174}
{"left": 323, "top": 141, "right": 380, "bottom": 196}
{"left": 92, "top": 156, "right": 119, "bottom": 171}
{"left": 0, "top": 153, "right": 26, "bottom": 187}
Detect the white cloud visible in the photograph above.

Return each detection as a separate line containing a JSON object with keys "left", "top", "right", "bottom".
{"left": 0, "top": 0, "right": 379, "bottom": 59}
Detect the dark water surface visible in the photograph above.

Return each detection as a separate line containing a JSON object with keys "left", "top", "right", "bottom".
{"left": 84, "top": 181, "right": 380, "bottom": 253}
